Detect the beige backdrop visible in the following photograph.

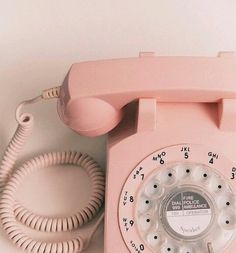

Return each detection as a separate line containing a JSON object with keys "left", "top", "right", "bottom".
{"left": 1, "top": 1, "right": 236, "bottom": 252}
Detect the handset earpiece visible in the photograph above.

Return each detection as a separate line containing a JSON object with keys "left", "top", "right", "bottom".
{"left": 61, "top": 97, "right": 123, "bottom": 137}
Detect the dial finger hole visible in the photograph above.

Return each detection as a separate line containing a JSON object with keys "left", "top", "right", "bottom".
{"left": 208, "top": 176, "right": 226, "bottom": 193}
{"left": 192, "top": 165, "right": 210, "bottom": 182}
{"left": 138, "top": 214, "right": 154, "bottom": 231}
{"left": 216, "top": 194, "right": 235, "bottom": 209}
{"left": 160, "top": 168, "right": 177, "bottom": 185}
{"left": 218, "top": 210, "right": 236, "bottom": 230}
{"left": 174, "top": 164, "right": 190, "bottom": 179}
{"left": 145, "top": 180, "right": 164, "bottom": 199}
{"left": 161, "top": 242, "right": 177, "bottom": 253}
{"left": 138, "top": 197, "right": 153, "bottom": 213}
{"left": 185, "top": 168, "right": 191, "bottom": 174}
{"left": 179, "top": 246, "right": 195, "bottom": 253}
{"left": 147, "top": 232, "right": 161, "bottom": 247}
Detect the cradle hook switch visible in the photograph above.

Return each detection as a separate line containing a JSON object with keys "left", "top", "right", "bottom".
{"left": 136, "top": 98, "right": 157, "bottom": 132}
{"left": 219, "top": 99, "right": 236, "bottom": 131}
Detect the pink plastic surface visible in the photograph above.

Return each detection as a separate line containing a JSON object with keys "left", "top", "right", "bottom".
{"left": 105, "top": 102, "right": 236, "bottom": 253}
{"left": 58, "top": 52, "right": 236, "bottom": 136}
{"left": 56, "top": 53, "right": 236, "bottom": 253}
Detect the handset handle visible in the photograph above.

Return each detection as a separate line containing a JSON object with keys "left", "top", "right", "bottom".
{"left": 58, "top": 52, "right": 236, "bottom": 136}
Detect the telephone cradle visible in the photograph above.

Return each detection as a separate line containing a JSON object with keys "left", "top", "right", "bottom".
{"left": 1, "top": 52, "right": 236, "bottom": 253}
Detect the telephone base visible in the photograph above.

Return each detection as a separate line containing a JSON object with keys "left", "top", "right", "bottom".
{"left": 105, "top": 101, "right": 236, "bottom": 253}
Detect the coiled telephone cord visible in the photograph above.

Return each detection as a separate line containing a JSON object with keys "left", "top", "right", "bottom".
{"left": 0, "top": 88, "right": 105, "bottom": 253}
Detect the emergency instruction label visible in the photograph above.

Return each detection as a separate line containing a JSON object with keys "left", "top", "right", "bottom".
{"left": 165, "top": 190, "right": 213, "bottom": 237}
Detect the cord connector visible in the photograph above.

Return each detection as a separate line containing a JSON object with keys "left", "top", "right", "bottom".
{"left": 42, "top": 86, "right": 61, "bottom": 99}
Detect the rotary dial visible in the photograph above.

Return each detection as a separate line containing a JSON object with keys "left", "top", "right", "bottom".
{"left": 119, "top": 144, "right": 236, "bottom": 253}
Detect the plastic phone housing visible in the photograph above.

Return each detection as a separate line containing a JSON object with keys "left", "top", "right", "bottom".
{"left": 58, "top": 52, "right": 236, "bottom": 253}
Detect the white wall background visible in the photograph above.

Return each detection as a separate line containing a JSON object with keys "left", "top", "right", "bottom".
{"left": 1, "top": 1, "right": 236, "bottom": 252}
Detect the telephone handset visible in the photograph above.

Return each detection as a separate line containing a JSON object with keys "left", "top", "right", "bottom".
{"left": 57, "top": 51, "right": 236, "bottom": 136}
{"left": 1, "top": 52, "right": 236, "bottom": 253}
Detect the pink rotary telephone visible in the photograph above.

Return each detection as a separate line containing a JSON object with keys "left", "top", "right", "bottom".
{"left": 1, "top": 52, "right": 236, "bottom": 253}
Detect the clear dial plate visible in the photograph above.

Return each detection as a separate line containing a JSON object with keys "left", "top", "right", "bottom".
{"left": 119, "top": 144, "right": 236, "bottom": 253}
